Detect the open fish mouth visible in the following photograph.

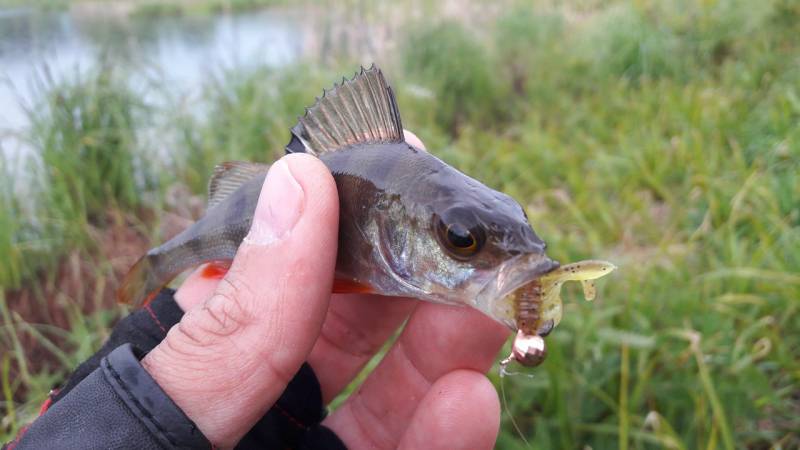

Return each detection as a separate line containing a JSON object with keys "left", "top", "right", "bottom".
{"left": 490, "top": 255, "right": 560, "bottom": 301}
{"left": 474, "top": 254, "right": 559, "bottom": 327}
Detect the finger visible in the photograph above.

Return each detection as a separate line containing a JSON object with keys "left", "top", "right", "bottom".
{"left": 398, "top": 370, "right": 500, "bottom": 450}
{"left": 324, "top": 303, "right": 510, "bottom": 449}
{"left": 177, "top": 275, "right": 417, "bottom": 402}
{"left": 142, "top": 153, "right": 339, "bottom": 448}
{"left": 308, "top": 294, "right": 416, "bottom": 403}
{"left": 175, "top": 255, "right": 418, "bottom": 406}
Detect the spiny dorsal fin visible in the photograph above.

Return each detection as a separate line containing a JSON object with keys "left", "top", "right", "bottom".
{"left": 285, "top": 64, "right": 404, "bottom": 156}
{"left": 208, "top": 161, "right": 270, "bottom": 209}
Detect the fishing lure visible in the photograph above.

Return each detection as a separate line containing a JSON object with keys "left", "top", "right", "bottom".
{"left": 500, "top": 260, "right": 616, "bottom": 368}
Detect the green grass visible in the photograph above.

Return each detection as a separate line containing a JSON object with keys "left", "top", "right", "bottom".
{"left": 0, "top": 65, "right": 158, "bottom": 287}
{"left": 2, "top": 0, "right": 799, "bottom": 447}
{"left": 130, "top": 0, "right": 291, "bottom": 19}
{"left": 0, "top": 157, "right": 26, "bottom": 290}
{"left": 403, "top": 21, "right": 508, "bottom": 136}
{"left": 29, "top": 65, "right": 152, "bottom": 224}
{"left": 174, "top": 64, "right": 342, "bottom": 193}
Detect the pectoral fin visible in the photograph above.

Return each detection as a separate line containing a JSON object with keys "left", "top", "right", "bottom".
{"left": 333, "top": 278, "right": 376, "bottom": 294}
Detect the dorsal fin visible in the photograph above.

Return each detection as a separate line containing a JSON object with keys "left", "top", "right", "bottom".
{"left": 208, "top": 161, "right": 270, "bottom": 209}
{"left": 285, "top": 64, "right": 404, "bottom": 156}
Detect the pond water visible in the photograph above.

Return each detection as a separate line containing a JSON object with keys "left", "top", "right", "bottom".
{"left": 0, "top": 1, "right": 487, "bottom": 160}
{"left": 0, "top": 5, "right": 310, "bottom": 141}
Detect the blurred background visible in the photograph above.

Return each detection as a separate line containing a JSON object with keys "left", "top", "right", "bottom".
{"left": 1, "top": 0, "right": 798, "bottom": 448}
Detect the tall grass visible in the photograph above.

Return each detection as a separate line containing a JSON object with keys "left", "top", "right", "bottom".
{"left": 131, "top": 0, "right": 290, "bottom": 19}
{"left": 2, "top": 0, "right": 799, "bottom": 447}
{"left": 28, "top": 66, "right": 152, "bottom": 226}
{"left": 1, "top": 65, "right": 156, "bottom": 286}
{"left": 482, "top": 74, "right": 800, "bottom": 448}
{"left": 402, "top": 21, "right": 506, "bottom": 136}
{"left": 175, "top": 65, "right": 340, "bottom": 193}
{"left": 0, "top": 156, "right": 25, "bottom": 290}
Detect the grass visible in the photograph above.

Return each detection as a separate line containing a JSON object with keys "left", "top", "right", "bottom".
{"left": 130, "top": 0, "right": 291, "bottom": 19}
{"left": 403, "top": 21, "right": 507, "bottom": 136}
{"left": 2, "top": 0, "right": 799, "bottom": 447}
{"left": 174, "top": 64, "right": 341, "bottom": 192}
{"left": 0, "top": 65, "right": 157, "bottom": 290}
{"left": 0, "top": 158, "right": 26, "bottom": 290}
{"left": 28, "top": 65, "right": 152, "bottom": 226}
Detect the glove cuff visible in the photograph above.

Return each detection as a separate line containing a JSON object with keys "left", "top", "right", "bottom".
{"left": 11, "top": 343, "right": 211, "bottom": 450}
{"left": 103, "top": 344, "right": 210, "bottom": 448}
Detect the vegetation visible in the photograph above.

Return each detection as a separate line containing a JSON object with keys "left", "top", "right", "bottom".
{"left": 174, "top": 65, "right": 340, "bottom": 192}
{"left": 130, "top": 0, "right": 290, "bottom": 19}
{"left": 2, "top": 0, "right": 798, "bottom": 448}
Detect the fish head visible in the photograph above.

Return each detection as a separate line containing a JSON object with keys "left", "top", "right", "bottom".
{"left": 377, "top": 162, "right": 558, "bottom": 329}
{"left": 284, "top": 65, "right": 559, "bottom": 331}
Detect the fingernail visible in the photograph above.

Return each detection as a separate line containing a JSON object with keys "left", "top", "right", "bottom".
{"left": 244, "top": 159, "right": 304, "bottom": 245}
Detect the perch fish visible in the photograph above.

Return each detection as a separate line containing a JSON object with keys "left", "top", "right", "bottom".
{"left": 118, "top": 65, "right": 614, "bottom": 367}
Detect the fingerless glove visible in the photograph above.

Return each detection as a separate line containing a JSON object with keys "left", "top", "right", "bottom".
{"left": 5, "top": 290, "right": 346, "bottom": 450}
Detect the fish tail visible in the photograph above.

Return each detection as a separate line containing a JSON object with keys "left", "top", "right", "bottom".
{"left": 117, "top": 254, "right": 168, "bottom": 307}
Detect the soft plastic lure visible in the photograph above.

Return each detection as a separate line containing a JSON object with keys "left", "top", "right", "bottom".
{"left": 501, "top": 260, "right": 616, "bottom": 367}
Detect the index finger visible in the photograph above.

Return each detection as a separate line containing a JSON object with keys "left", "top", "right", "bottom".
{"left": 308, "top": 293, "right": 417, "bottom": 402}
{"left": 323, "top": 303, "right": 510, "bottom": 448}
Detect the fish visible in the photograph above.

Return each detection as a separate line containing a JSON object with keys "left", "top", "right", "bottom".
{"left": 118, "top": 65, "right": 613, "bottom": 366}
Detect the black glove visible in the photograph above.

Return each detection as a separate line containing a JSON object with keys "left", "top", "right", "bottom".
{"left": 4, "top": 289, "right": 346, "bottom": 450}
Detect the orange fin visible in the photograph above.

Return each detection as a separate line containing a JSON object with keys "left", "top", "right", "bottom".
{"left": 201, "top": 260, "right": 231, "bottom": 279}
{"left": 333, "top": 278, "right": 375, "bottom": 294}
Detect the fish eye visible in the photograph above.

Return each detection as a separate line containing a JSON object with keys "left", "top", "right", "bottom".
{"left": 436, "top": 218, "right": 486, "bottom": 259}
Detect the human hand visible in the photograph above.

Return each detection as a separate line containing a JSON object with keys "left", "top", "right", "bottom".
{"left": 141, "top": 131, "right": 510, "bottom": 449}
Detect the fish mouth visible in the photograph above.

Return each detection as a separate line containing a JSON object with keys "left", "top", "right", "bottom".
{"left": 477, "top": 253, "right": 560, "bottom": 309}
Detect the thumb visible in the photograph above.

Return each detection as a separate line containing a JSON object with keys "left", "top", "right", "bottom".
{"left": 141, "top": 153, "right": 339, "bottom": 448}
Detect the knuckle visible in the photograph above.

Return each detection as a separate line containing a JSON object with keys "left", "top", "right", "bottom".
{"left": 201, "top": 292, "right": 253, "bottom": 337}
{"left": 172, "top": 319, "right": 208, "bottom": 348}
{"left": 217, "top": 268, "right": 258, "bottom": 305}
{"left": 172, "top": 289, "right": 254, "bottom": 349}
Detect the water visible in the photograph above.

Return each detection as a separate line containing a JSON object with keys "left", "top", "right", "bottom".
{"left": 0, "top": 5, "right": 311, "bottom": 157}
{"left": 0, "top": 2, "right": 493, "bottom": 160}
